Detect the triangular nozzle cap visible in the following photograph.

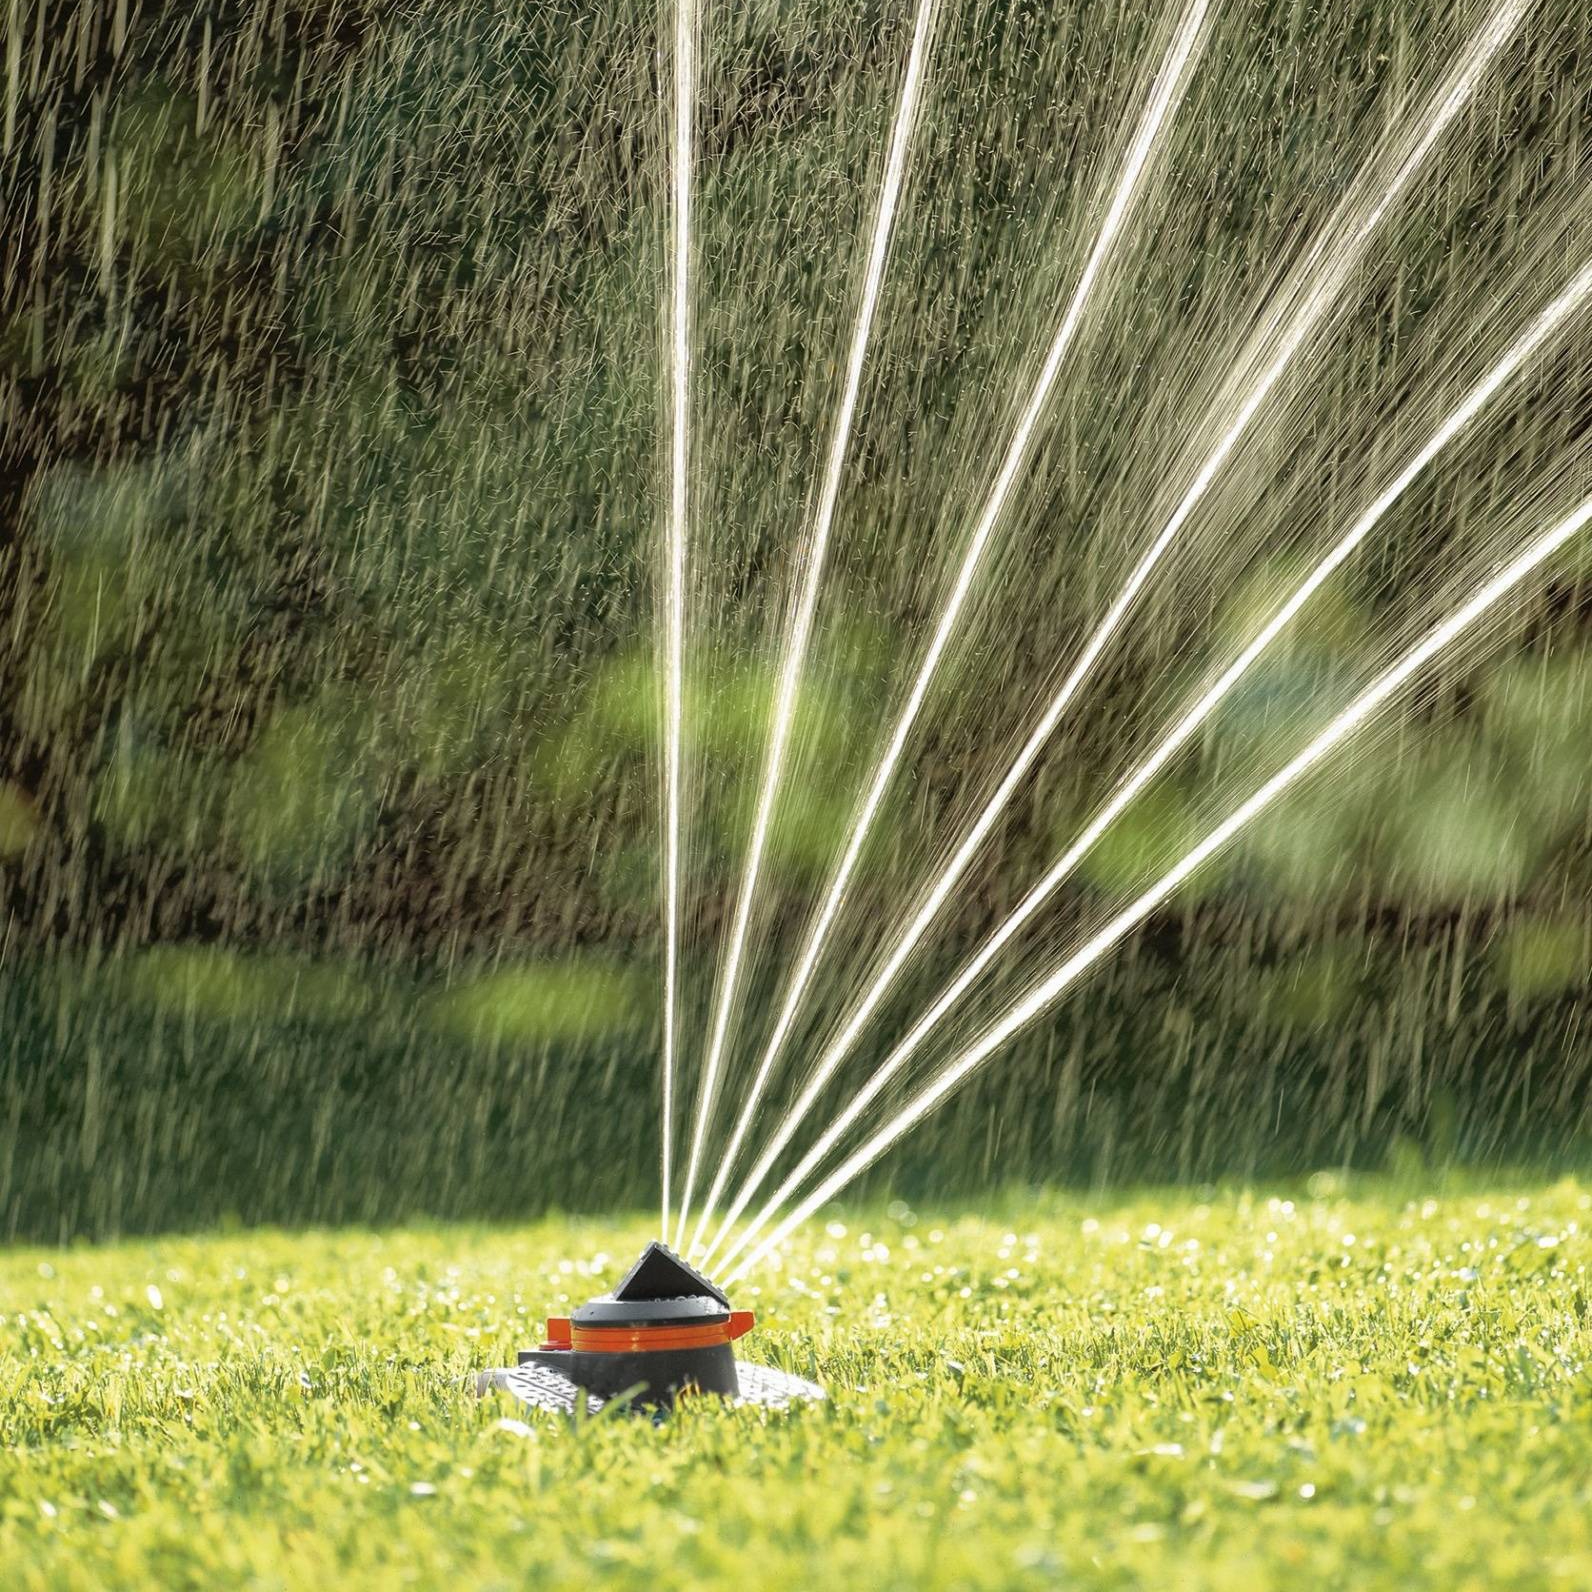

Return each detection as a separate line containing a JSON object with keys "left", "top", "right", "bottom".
{"left": 612, "top": 1241, "right": 730, "bottom": 1307}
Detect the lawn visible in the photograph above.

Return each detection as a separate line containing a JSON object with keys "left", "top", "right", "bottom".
{"left": 1, "top": 1180, "right": 1588, "bottom": 1590}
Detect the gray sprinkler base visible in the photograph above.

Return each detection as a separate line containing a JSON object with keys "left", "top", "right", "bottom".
{"left": 478, "top": 1360, "right": 825, "bottom": 1415}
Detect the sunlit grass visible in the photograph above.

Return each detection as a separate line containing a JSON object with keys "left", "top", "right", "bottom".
{"left": 2, "top": 1180, "right": 1588, "bottom": 1589}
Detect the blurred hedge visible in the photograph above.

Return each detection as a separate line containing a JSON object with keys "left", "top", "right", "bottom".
{"left": 3, "top": 0, "right": 1591, "bottom": 1235}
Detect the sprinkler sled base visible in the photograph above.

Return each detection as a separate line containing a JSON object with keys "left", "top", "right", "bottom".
{"left": 481, "top": 1241, "right": 823, "bottom": 1414}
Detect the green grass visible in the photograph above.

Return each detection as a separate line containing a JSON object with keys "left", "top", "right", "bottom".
{"left": 2, "top": 1181, "right": 1589, "bottom": 1590}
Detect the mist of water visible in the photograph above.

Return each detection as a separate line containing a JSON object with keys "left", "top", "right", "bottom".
{"left": 658, "top": 0, "right": 700, "bottom": 1236}
{"left": 726, "top": 487, "right": 1592, "bottom": 1283}
{"left": 6, "top": 0, "right": 1590, "bottom": 1248}
{"left": 687, "top": 0, "right": 1212, "bottom": 1254}
{"left": 699, "top": 0, "right": 1529, "bottom": 1266}
{"left": 672, "top": 0, "right": 943, "bottom": 1246}
{"left": 711, "top": 249, "right": 1592, "bottom": 1273}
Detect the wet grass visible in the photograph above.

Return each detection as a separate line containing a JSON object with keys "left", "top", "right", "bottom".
{"left": 1, "top": 1179, "right": 1588, "bottom": 1589}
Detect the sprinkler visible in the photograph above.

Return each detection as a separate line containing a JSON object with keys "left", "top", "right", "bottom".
{"left": 482, "top": 1242, "right": 823, "bottom": 1414}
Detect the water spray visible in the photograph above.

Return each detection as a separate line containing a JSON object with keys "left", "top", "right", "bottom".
{"left": 725, "top": 490, "right": 1592, "bottom": 1284}
{"left": 711, "top": 250, "right": 1592, "bottom": 1275}
{"left": 699, "top": 0, "right": 1528, "bottom": 1268}
{"left": 687, "top": 0, "right": 1212, "bottom": 1257}
{"left": 675, "top": 0, "right": 942, "bottom": 1246}
{"left": 482, "top": 1242, "right": 822, "bottom": 1414}
{"left": 658, "top": 0, "right": 698, "bottom": 1236}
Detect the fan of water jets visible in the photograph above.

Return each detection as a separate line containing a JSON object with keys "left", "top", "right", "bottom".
{"left": 655, "top": 0, "right": 1592, "bottom": 1275}
{"left": 4, "top": 0, "right": 1592, "bottom": 1243}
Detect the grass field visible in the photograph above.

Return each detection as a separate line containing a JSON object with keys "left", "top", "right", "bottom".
{"left": 2, "top": 1180, "right": 1588, "bottom": 1590}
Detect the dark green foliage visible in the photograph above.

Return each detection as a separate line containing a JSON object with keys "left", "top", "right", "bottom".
{"left": 2, "top": 0, "right": 1591, "bottom": 1237}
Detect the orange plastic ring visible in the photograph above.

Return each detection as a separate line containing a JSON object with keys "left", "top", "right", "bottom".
{"left": 543, "top": 1310, "right": 755, "bottom": 1354}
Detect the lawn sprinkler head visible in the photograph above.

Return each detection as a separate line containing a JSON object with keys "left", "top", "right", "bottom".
{"left": 481, "top": 1242, "right": 823, "bottom": 1415}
